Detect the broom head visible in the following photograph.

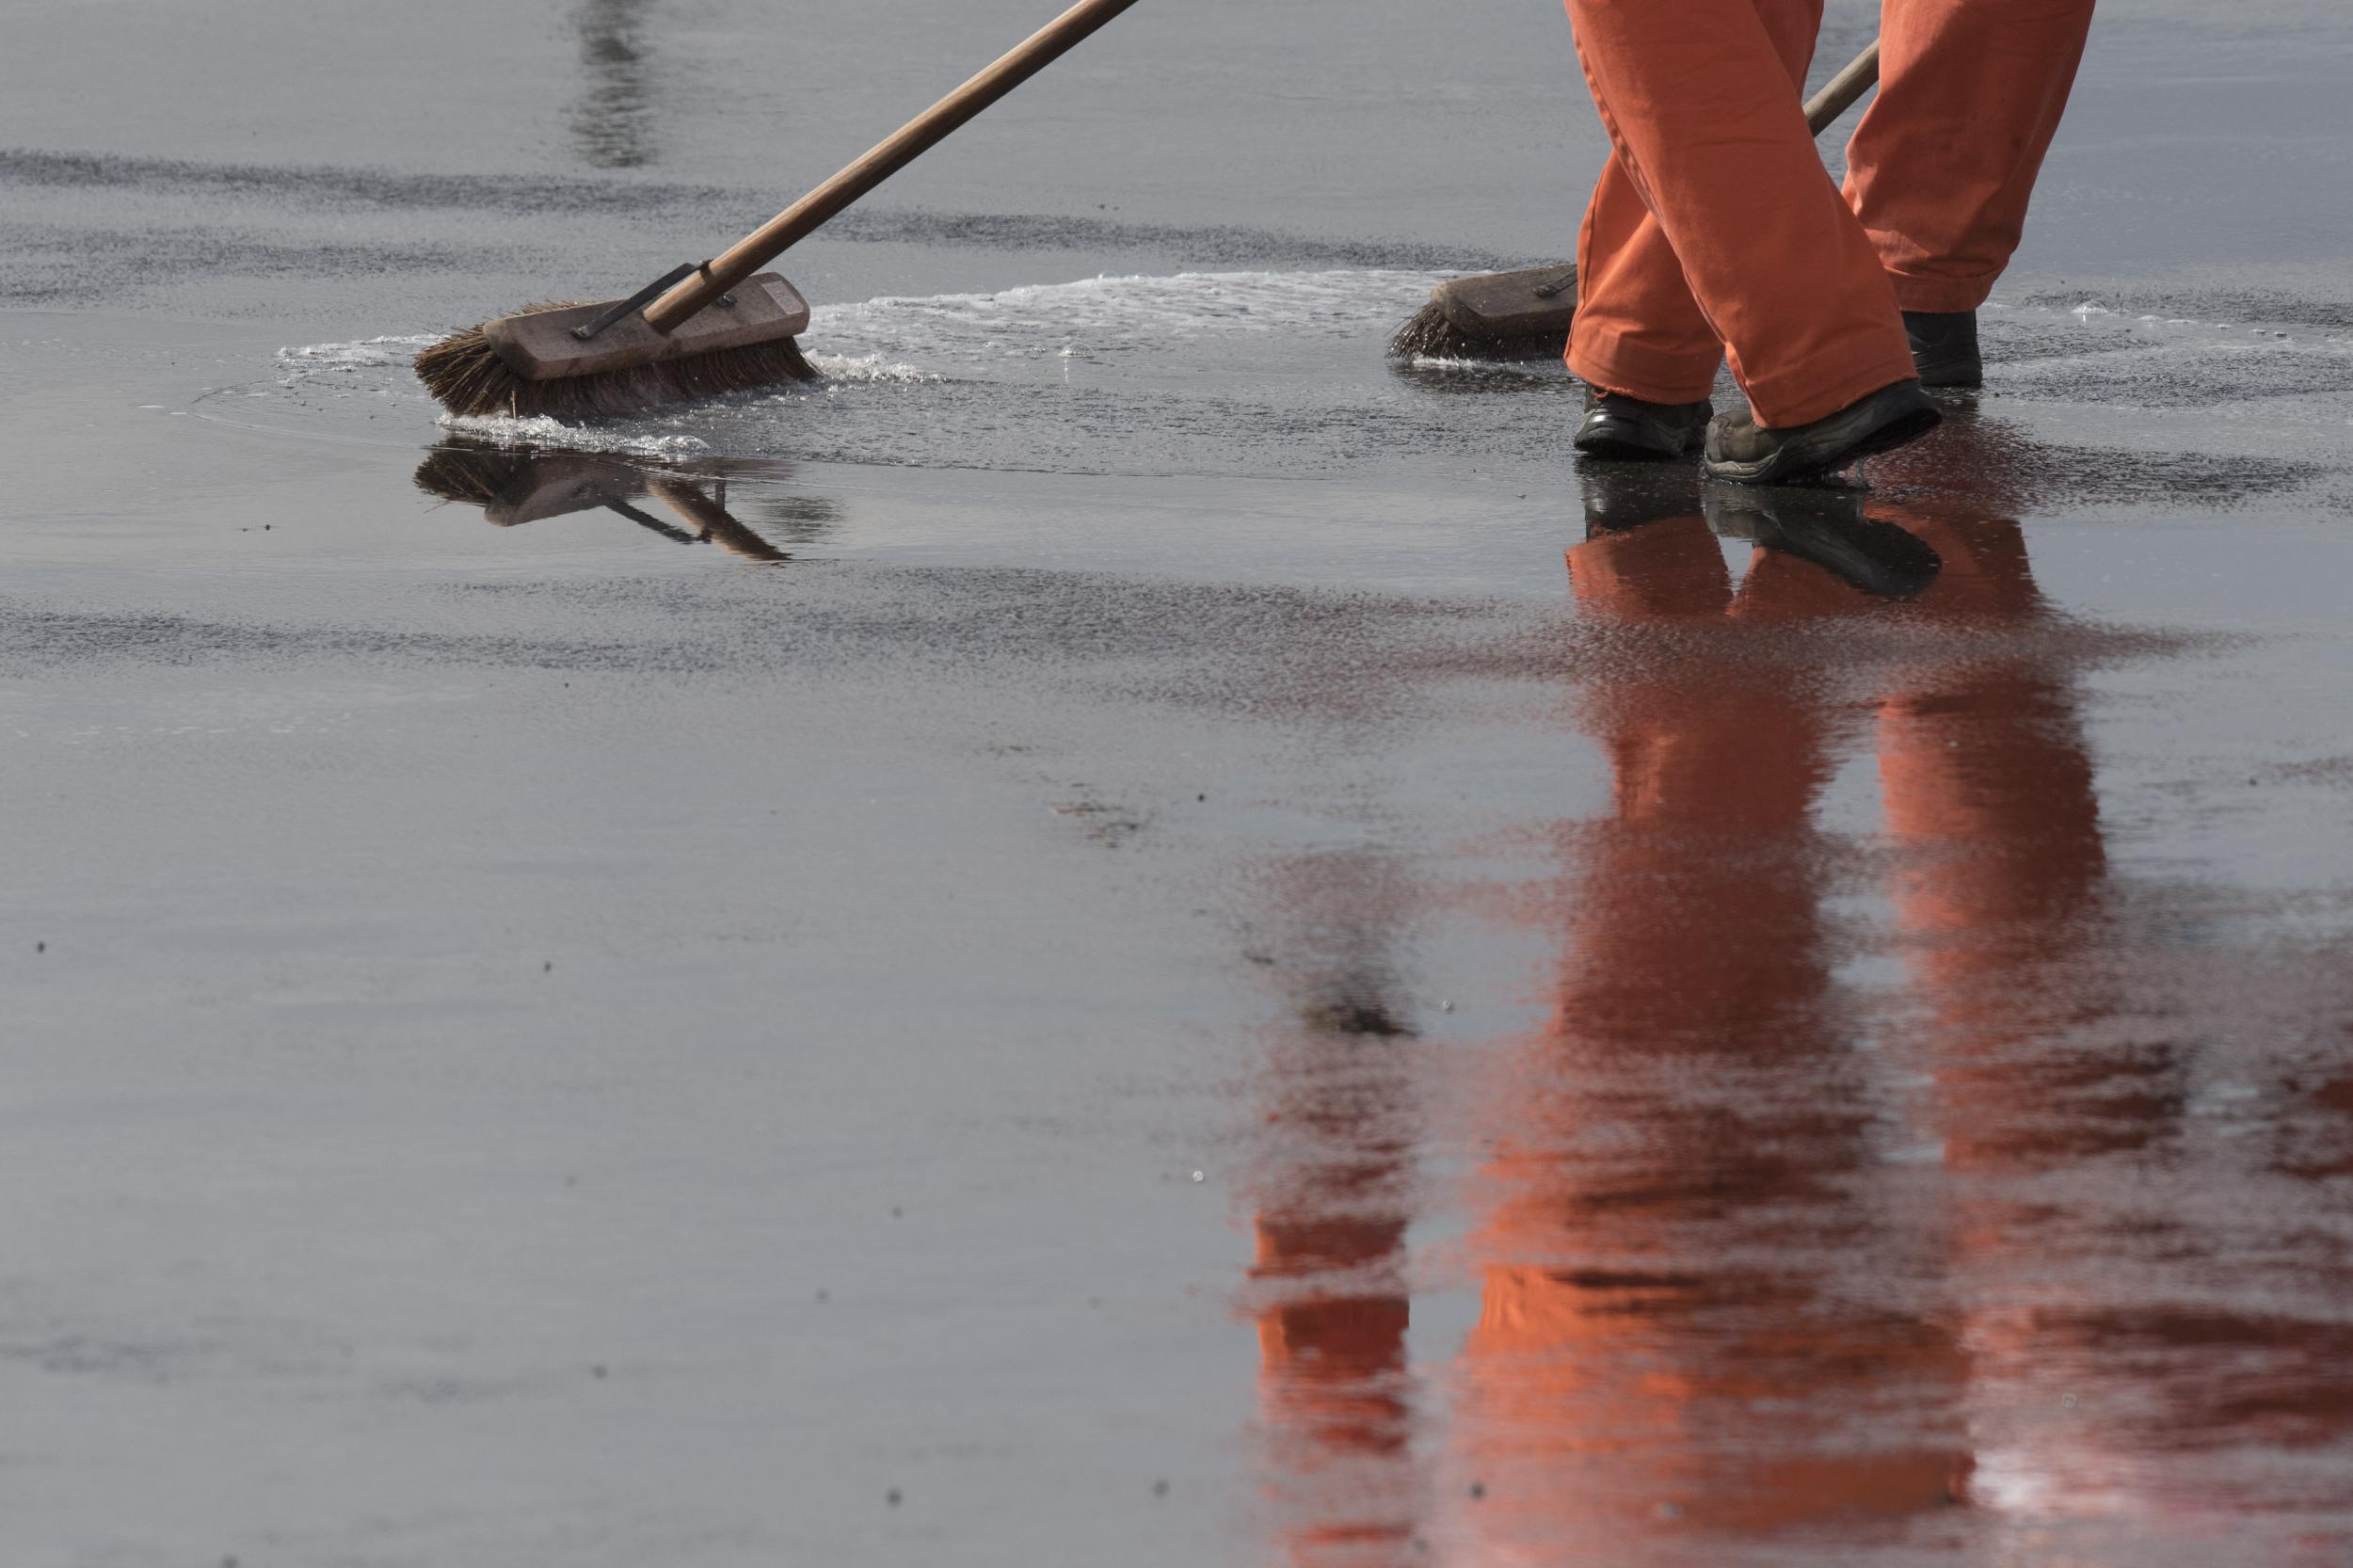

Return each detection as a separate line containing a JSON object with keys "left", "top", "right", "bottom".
{"left": 416, "top": 273, "right": 822, "bottom": 420}
{"left": 1388, "top": 264, "right": 1580, "bottom": 362}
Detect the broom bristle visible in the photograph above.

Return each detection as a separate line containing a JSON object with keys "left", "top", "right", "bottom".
{"left": 1386, "top": 297, "right": 1570, "bottom": 364}
{"left": 415, "top": 302, "right": 821, "bottom": 421}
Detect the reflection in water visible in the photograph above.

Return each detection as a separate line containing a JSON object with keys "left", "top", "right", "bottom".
{"left": 1454, "top": 466, "right": 1969, "bottom": 1561}
{"left": 1242, "top": 852, "right": 1427, "bottom": 1565}
{"left": 1703, "top": 483, "right": 1942, "bottom": 601}
{"left": 1247, "top": 417, "right": 2353, "bottom": 1563}
{"left": 759, "top": 494, "right": 850, "bottom": 549}
{"left": 1863, "top": 430, "right": 2353, "bottom": 1546}
{"left": 569, "top": 0, "right": 657, "bottom": 169}
{"left": 413, "top": 442, "right": 822, "bottom": 563}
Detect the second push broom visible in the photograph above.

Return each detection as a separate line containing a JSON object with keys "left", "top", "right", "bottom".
{"left": 418, "top": 0, "right": 1144, "bottom": 420}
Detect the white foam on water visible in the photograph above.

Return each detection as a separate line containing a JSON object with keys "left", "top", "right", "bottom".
{"left": 281, "top": 333, "right": 440, "bottom": 360}
{"left": 1403, "top": 355, "right": 1557, "bottom": 376}
{"left": 810, "top": 268, "right": 1442, "bottom": 370}
{"left": 434, "top": 413, "right": 709, "bottom": 459}
{"left": 277, "top": 334, "right": 440, "bottom": 384}
{"left": 803, "top": 352, "right": 939, "bottom": 384}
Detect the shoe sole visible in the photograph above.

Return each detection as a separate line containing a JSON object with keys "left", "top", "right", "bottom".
{"left": 1573, "top": 420, "right": 1706, "bottom": 462}
{"left": 1704, "top": 401, "right": 1942, "bottom": 486}
{"left": 1574, "top": 435, "right": 1693, "bottom": 461}
{"left": 1914, "top": 358, "right": 1983, "bottom": 390}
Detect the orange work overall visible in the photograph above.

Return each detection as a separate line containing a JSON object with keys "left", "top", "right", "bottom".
{"left": 1563, "top": 0, "right": 2095, "bottom": 425}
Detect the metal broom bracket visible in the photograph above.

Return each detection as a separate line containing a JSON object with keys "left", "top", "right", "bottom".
{"left": 571, "top": 261, "right": 739, "bottom": 341}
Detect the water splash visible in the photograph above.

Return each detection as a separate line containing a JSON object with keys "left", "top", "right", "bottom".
{"left": 434, "top": 412, "right": 708, "bottom": 459}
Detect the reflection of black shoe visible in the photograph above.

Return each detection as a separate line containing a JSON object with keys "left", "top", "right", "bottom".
{"left": 1703, "top": 483, "right": 1942, "bottom": 600}
{"left": 1578, "top": 461, "right": 1704, "bottom": 538}
{"left": 1904, "top": 310, "right": 1983, "bottom": 388}
{"left": 1574, "top": 388, "right": 1712, "bottom": 461}
{"left": 1702, "top": 381, "right": 1942, "bottom": 486}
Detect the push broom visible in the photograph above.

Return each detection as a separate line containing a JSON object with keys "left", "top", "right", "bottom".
{"left": 1388, "top": 39, "right": 1882, "bottom": 362}
{"left": 417, "top": 0, "right": 1143, "bottom": 420}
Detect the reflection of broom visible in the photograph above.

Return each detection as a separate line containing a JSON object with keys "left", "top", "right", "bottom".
{"left": 412, "top": 446, "right": 792, "bottom": 562}
{"left": 411, "top": 442, "right": 536, "bottom": 505}
{"left": 417, "top": 0, "right": 1142, "bottom": 421}
{"left": 1388, "top": 40, "right": 1881, "bottom": 363}
{"left": 413, "top": 443, "right": 644, "bottom": 522}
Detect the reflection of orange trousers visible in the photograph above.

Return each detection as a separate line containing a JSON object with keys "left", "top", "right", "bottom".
{"left": 1565, "top": 0, "right": 2095, "bottom": 424}
{"left": 1449, "top": 519, "right": 1995, "bottom": 1555}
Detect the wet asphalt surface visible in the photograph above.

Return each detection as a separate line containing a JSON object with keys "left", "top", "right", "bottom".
{"left": 4, "top": 1, "right": 2353, "bottom": 1564}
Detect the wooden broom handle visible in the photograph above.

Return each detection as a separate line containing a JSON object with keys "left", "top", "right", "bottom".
{"left": 1803, "top": 40, "right": 1881, "bottom": 136}
{"left": 645, "top": 0, "right": 1144, "bottom": 332}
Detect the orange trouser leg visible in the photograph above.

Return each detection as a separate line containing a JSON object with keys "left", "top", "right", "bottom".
{"left": 1569, "top": 155, "right": 1724, "bottom": 407}
{"left": 1845, "top": 0, "right": 2097, "bottom": 312}
{"left": 1566, "top": 0, "right": 1826, "bottom": 407}
{"left": 1564, "top": 0, "right": 1917, "bottom": 426}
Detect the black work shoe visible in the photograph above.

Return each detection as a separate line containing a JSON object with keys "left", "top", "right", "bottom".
{"left": 1702, "top": 484, "right": 1943, "bottom": 600}
{"left": 1574, "top": 388, "right": 1713, "bottom": 461}
{"left": 1903, "top": 310, "right": 1983, "bottom": 388}
{"left": 1701, "top": 381, "right": 1942, "bottom": 486}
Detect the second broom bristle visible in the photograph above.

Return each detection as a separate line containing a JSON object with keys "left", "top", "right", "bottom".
{"left": 1386, "top": 299, "right": 1571, "bottom": 364}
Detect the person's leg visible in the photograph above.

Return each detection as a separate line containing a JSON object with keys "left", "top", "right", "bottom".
{"left": 1568, "top": 174, "right": 1720, "bottom": 459}
{"left": 1568, "top": 0, "right": 1842, "bottom": 406}
{"left": 1565, "top": 0, "right": 1916, "bottom": 428}
{"left": 1568, "top": 159, "right": 1722, "bottom": 407}
{"left": 1846, "top": 0, "right": 2098, "bottom": 312}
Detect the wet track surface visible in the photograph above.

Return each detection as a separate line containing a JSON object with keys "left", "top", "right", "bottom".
{"left": 4, "top": 1, "right": 2353, "bottom": 1564}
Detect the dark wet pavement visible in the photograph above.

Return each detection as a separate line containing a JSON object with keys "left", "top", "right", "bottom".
{"left": 5, "top": 0, "right": 2353, "bottom": 1563}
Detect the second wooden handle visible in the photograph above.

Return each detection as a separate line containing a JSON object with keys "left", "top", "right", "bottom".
{"left": 1803, "top": 40, "right": 1881, "bottom": 136}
